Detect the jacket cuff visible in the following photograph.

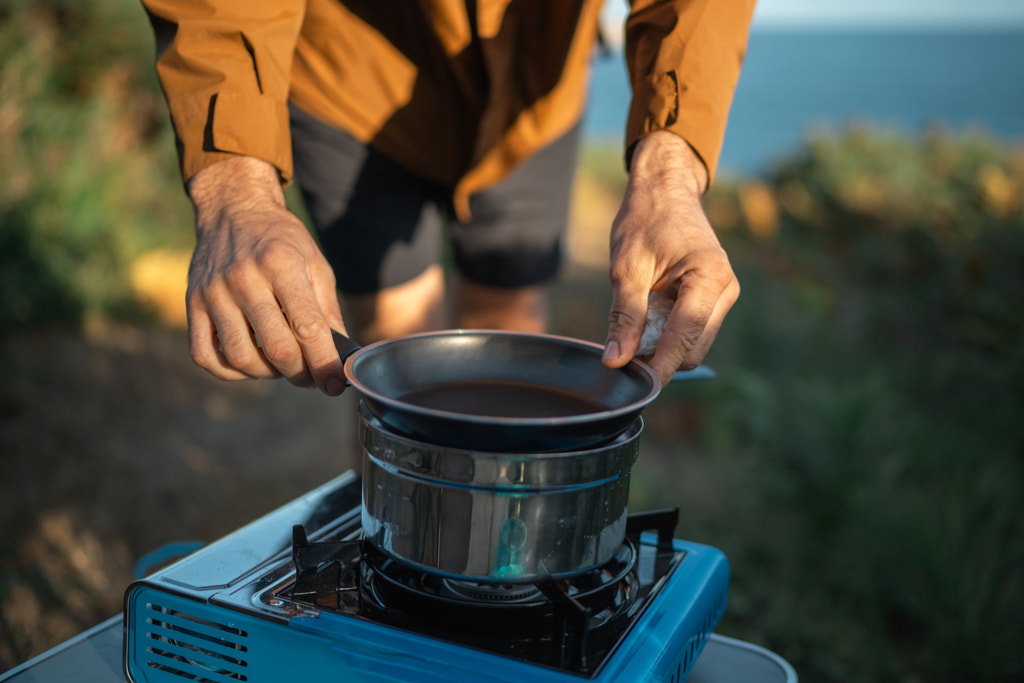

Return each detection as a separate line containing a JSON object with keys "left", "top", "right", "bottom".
{"left": 625, "top": 71, "right": 724, "bottom": 188}
{"left": 179, "top": 90, "right": 294, "bottom": 186}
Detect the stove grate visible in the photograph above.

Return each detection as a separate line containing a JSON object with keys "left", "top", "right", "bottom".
{"left": 279, "top": 508, "right": 689, "bottom": 677}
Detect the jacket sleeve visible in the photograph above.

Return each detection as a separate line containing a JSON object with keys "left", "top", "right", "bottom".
{"left": 624, "top": 0, "right": 757, "bottom": 185}
{"left": 140, "top": 0, "right": 306, "bottom": 186}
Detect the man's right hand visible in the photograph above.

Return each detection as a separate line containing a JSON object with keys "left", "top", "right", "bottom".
{"left": 185, "top": 156, "right": 348, "bottom": 396}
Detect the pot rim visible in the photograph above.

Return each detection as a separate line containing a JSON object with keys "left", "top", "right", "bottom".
{"left": 343, "top": 329, "right": 662, "bottom": 429}
{"left": 358, "top": 402, "right": 642, "bottom": 488}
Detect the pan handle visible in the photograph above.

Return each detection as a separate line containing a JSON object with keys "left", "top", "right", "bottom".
{"left": 331, "top": 330, "right": 363, "bottom": 363}
{"left": 671, "top": 366, "right": 716, "bottom": 382}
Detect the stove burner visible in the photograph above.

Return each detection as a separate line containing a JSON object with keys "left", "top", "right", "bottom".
{"left": 442, "top": 579, "right": 544, "bottom": 603}
{"left": 284, "top": 508, "right": 688, "bottom": 677}
{"left": 363, "top": 539, "right": 636, "bottom": 622}
{"left": 356, "top": 541, "right": 639, "bottom": 671}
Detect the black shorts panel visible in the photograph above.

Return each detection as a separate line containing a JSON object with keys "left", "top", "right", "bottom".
{"left": 454, "top": 122, "right": 580, "bottom": 288}
{"left": 289, "top": 104, "right": 579, "bottom": 293}
{"left": 289, "top": 105, "right": 445, "bottom": 294}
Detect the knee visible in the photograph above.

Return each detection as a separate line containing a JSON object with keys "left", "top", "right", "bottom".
{"left": 455, "top": 279, "right": 548, "bottom": 333}
{"left": 341, "top": 265, "right": 448, "bottom": 342}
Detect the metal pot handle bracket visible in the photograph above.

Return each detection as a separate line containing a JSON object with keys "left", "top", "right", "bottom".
{"left": 672, "top": 366, "right": 716, "bottom": 382}
{"left": 332, "top": 330, "right": 362, "bottom": 363}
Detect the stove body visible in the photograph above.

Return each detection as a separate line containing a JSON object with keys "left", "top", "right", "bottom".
{"left": 124, "top": 471, "right": 729, "bottom": 683}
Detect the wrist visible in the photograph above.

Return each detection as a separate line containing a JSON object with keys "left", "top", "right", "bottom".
{"left": 628, "top": 131, "right": 708, "bottom": 196}
{"left": 188, "top": 156, "right": 286, "bottom": 222}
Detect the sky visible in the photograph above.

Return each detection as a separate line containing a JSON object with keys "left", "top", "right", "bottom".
{"left": 750, "top": 0, "right": 1024, "bottom": 29}
{"left": 602, "top": 0, "right": 1024, "bottom": 32}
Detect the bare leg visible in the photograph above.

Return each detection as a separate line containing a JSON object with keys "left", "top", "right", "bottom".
{"left": 340, "top": 264, "right": 448, "bottom": 344}
{"left": 453, "top": 276, "right": 548, "bottom": 333}
{"left": 338, "top": 265, "right": 446, "bottom": 471}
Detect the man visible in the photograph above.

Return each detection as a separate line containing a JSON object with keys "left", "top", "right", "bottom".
{"left": 141, "top": 0, "right": 755, "bottom": 395}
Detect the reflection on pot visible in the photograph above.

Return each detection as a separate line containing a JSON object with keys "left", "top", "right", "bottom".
{"left": 358, "top": 402, "right": 642, "bottom": 583}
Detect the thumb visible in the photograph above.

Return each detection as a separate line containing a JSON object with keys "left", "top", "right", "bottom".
{"left": 603, "top": 278, "right": 650, "bottom": 368}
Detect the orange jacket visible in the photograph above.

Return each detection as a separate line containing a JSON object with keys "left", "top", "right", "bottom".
{"left": 142, "top": 0, "right": 756, "bottom": 220}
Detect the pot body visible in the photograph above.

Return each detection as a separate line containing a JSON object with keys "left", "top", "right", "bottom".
{"left": 359, "top": 402, "right": 641, "bottom": 583}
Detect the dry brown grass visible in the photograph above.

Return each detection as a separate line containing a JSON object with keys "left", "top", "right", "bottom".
{"left": 0, "top": 326, "right": 363, "bottom": 669}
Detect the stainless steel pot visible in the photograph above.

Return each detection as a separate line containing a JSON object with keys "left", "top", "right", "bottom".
{"left": 359, "top": 402, "right": 642, "bottom": 584}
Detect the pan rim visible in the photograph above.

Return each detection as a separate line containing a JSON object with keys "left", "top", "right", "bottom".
{"left": 342, "top": 329, "right": 662, "bottom": 428}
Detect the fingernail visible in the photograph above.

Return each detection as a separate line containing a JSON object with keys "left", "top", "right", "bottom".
{"left": 602, "top": 340, "right": 620, "bottom": 363}
{"left": 325, "top": 377, "right": 344, "bottom": 396}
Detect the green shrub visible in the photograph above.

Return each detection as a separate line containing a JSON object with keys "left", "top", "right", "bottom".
{"left": 0, "top": 0, "right": 193, "bottom": 333}
{"left": 640, "top": 127, "right": 1024, "bottom": 682}
{"left": 768, "top": 126, "right": 1024, "bottom": 354}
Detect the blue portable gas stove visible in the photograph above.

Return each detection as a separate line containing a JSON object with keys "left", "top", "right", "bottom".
{"left": 122, "top": 465, "right": 738, "bottom": 683}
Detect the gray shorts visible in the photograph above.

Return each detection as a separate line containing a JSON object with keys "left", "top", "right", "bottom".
{"left": 289, "top": 104, "right": 579, "bottom": 294}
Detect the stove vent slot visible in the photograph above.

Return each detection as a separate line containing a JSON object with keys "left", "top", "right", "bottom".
{"left": 664, "top": 593, "right": 727, "bottom": 683}
{"left": 143, "top": 602, "right": 249, "bottom": 682}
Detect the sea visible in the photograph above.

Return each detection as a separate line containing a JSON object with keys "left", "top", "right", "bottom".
{"left": 581, "top": 30, "right": 1024, "bottom": 177}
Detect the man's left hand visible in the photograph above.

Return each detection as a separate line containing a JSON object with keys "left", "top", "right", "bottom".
{"left": 602, "top": 131, "right": 740, "bottom": 387}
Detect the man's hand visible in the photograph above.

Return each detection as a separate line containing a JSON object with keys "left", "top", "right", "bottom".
{"left": 185, "top": 156, "right": 348, "bottom": 395}
{"left": 602, "top": 132, "right": 739, "bottom": 386}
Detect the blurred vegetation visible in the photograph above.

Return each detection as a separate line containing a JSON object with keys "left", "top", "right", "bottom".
{"left": 0, "top": 0, "right": 193, "bottom": 334}
{"left": 622, "top": 125, "right": 1024, "bottom": 683}
{"left": 2, "top": 1, "right": 1023, "bottom": 682}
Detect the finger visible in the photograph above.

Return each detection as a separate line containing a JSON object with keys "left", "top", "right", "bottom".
{"left": 244, "top": 300, "right": 315, "bottom": 388}
{"left": 190, "top": 254, "right": 284, "bottom": 380}
{"left": 187, "top": 305, "right": 251, "bottom": 381}
{"left": 649, "top": 273, "right": 739, "bottom": 384}
{"left": 603, "top": 264, "right": 653, "bottom": 369}
{"left": 236, "top": 274, "right": 314, "bottom": 387}
{"left": 274, "top": 265, "right": 347, "bottom": 396}
{"left": 212, "top": 307, "right": 282, "bottom": 380}
{"left": 679, "top": 276, "right": 739, "bottom": 368}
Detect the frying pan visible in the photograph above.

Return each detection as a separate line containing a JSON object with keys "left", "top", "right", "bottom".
{"left": 332, "top": 329, "right": 663, "bottom": 452}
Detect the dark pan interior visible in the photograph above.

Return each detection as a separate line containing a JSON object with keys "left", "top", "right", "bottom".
{"left": 347, "top": 332, "right": 656, "bottom": 419}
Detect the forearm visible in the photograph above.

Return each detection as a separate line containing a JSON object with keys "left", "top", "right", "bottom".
{"left": 187, "top": 156, "right": 288, "bottom": 227}
{"left": 628, "top": 131, "right": 708, "bottom": 197}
